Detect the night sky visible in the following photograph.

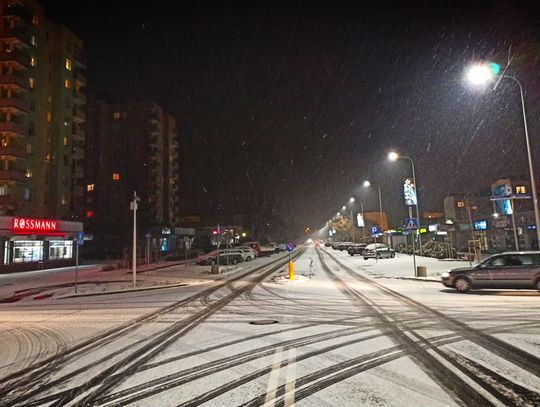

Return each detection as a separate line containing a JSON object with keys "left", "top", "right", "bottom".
{"left": 41, "top": 0, "right": 540, "bottom": 237}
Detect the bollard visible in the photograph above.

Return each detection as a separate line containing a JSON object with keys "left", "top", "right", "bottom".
{"left": 288, "top": 261, "right": 294, "bottom": 280}
{"left": 417, "top": 266, "right": 427, "bottom": 277}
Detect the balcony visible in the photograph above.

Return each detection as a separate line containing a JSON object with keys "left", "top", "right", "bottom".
{"left": 0, "top": 28, "right": 31, "bottom": 48}
{"left": 74, "top": 49, "right": 87, "bottom": 69}
{"left": 72, "top": 146, "right": 84, "bottom": 158}
{"left": 0, "top": 169, "right": 26, "bottom": 183}
{"left": 2, "top": 5, "right": 32, "bottom": 22}
{"left": 72, "top": 129, "right": 85, "bottom": 142}
{"left": 0, "top": 145, "right": 26, "bottom": 159}
{"left": 0, "top": 97, "right": 29, "bottom": 114}
{"left": 0, "top": 74, "right": 30, "bottom": 91}
{"left": 74, "top": 70, "right": 86, "bottom": 85}
{"left": 72, "top": 106, "right": 86, "bottom": 122}
{"left": 0, "top": 49, "right": 30, "bottom": 69}
{"left": 74, "top": 90, "right": 86, "bottom": 104}
{"left": 0, "top": 121, "right": 27, "bottom": 136}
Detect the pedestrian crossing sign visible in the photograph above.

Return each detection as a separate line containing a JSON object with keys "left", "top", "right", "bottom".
{"left": 404, "top": 217, "right": 418, "bottom": 230}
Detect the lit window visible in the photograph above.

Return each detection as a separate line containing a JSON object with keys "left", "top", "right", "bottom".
{"left": 65, "top": 58, "right": 72, "bottom": 71}
{"left": 61, "top": 195, "right": 67, "bottom": 205}
{"left": 47, "top": 112, "right": 52, "bottom": 122}
{"left": 113, "top": 112, "right": 121, "bottom": 119}
{"left": 31, "top": 35, "right": 37, "bottom": 46}
{"left": 28, "top": 77, "right": 35, "bottom": 88}
{"left": 457, "top": 200, "right": 465, "bottom": 208}
{"left": 63, "top": 136, "right": 69, "bottom": 146}
{"left": 24, "top": 188, "right": 31, "bottom": 201}
{"left": 30, "top": 56, "right": 37, "bottom": 67}
{"left": 112, "top": 173, "right": 120, "bottom": 181}
{"left": 87, "top": 184, "right": 95, "bottom": 192}
{"left": 0, "top": 185, "right": 7, "bottom": 196}
{"left": 25, "top": 168, "right": 32, "bottom": 178}
{"left": 516, "top": 186, "right": 527, "bottom": 194}
{"left": 64, "top": 79, "right": 70, "bottom": 89}
{"left": 32, "top": 15, "right": 40, "bottom": 26}
{"left": 86, "top": 210, "right": 94, "bottom": 218}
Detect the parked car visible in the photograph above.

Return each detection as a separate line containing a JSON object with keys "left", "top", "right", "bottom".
{"left": 324, "top": 242, "right": 332, "bottom": 247}
{"left": 235, "top": 246, "right": 258, "bottom": 259}
{"left": 362, "top": 243, "right": 395, "bottom": 259}
{"left": 196, "top": 251, "right": 244, "bottom": 266}
{"left": 273, "top": 243, "right": 288, "bottom": 252}
{"left": 226, "top": 248, "right": 254, "bottom": 262}
{"left": 331, "top": 242, "right": 341, "bottom": 249}
{"left": 336, "top": 242, "right": 353, "bottom": 251}
{"left": 441, "top": 251, "right": 540, "bottom": 293}
{"left": 348, "top": 244, "right": 367, "bottom": 256}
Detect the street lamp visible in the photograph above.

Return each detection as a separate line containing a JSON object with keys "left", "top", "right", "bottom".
{"left": 466, "top": 62, "right": 540, "bottom": 248}
{"left": 388, "top": 151, "right": 422, "bottom": 252}
{"left": 363, "top": 180, "right": 384, "bottom": 230}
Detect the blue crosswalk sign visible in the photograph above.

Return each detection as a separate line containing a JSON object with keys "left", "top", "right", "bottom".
{"left": 404, "top": 218, "right": 418, "bottom": 230}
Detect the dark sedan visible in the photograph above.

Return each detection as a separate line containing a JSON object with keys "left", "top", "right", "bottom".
{"left": 441, "top": 251, "right": 540, "bottom": 293}
{"left": 197, "top": 252, "right": 244, "bottom": 266}
{"left": 348, "top": 244, "right": 367, "bottom": 256}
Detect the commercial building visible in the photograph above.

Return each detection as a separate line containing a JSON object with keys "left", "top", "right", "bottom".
{"left": 85, "top": 98, "right": 180, "bottom": 256}
{"left": 0, "top": 1, "right": 86, "bottom": 271}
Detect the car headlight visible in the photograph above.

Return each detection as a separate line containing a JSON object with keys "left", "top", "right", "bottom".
{"left": 441, "top": 271, "right": 450, "bottom": 279}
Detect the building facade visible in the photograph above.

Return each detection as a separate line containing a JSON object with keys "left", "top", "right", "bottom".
{"left": 0, "top": 0, "right": 86, "bottom": 271}
{"left": 85, "top": 98, "right": 180, "bottom": 255}
{"left": 0, "top": 0, "right": 86, "bottom": 219}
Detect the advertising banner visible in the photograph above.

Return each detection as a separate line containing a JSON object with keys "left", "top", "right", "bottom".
{"left": 403, "top": 178, "right": 417, "bottom": 206}
{"left": 357, "top": 213, "right": 364, "bottom": 227}
{"left": 491, "top": 179, "right": 512, "bottom": 215}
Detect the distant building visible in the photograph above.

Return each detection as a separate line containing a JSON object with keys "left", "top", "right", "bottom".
{"left": 85, "top": 98, "right": 180, "bottom": 254}
{"left": 0, "top": 0, "right": 86, "bottom": 271}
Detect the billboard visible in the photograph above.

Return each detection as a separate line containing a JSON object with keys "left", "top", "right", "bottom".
{"left": 357, "top": 213, "right": 364, "bottom": 227}
{"left": 474, "top": 220, "right": 488, "bottom": 230}
{"left": 403, "top": 178, "right": 417, "bottom": 206}
{"left": 491, "top": 179, "right": 512, "bottom": 216}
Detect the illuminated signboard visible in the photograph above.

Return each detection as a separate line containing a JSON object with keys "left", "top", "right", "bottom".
{"left": 403, "top": 178, "right": 418, "bottom": 206}
{"left": 13, "top": 217, "right": 59, "bottom": 233}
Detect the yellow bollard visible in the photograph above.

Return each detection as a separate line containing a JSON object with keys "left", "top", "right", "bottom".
{"left": 288, "top": 261, "right": 294, "bottom": 280}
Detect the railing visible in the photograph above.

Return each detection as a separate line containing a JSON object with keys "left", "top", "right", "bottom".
{"left": 0, "top": 28, "right": 31, "bottom": 47}
{"left": 0, "top": 169, "right": 26, "bottom": 182}
{"left": 0, "top": 49, "right": 30, "bottom": 67}
{"left": 0, "top": 121, "right": 27, "bottom": 135}
{"left": 0, "top": 145, "right": 26, "bottom": 158}
{"left": 0, "top": 97, "right": 29, "bottom": 112}
{"left": 0, "top": 74, "right": 30, "bottom": 90}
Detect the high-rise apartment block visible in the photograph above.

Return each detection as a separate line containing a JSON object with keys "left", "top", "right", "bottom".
{"left": 85, "top": 98, "right": 180, "bottom": 252}
{"left": 0, "top": 0, "right": 86, "bottom": 219}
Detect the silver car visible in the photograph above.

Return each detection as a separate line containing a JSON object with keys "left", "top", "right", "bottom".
{"left": 362, "top": 243, "right": 395, "bottom": 259}
{"left": 441, "top": 251, "right": 540, "bottom": 293}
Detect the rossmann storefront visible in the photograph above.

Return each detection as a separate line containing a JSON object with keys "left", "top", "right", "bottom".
{"left": 0, "top": 216, "right": 83, "bottom": 273}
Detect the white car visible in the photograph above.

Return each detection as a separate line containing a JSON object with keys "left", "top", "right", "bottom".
{"left": 235, "top": 246, "right": 258, "bottom": 259}
{"left": 226, "top": 248, "right": 255, "bottom": 262}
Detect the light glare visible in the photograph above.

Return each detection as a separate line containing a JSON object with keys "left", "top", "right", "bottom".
{"left": 467, "top": 64, "right": 493, "bottom": 85}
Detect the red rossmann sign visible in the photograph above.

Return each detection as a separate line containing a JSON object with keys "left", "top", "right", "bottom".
{"left": 13, "top": 217, "right": 59, "bottom": 233}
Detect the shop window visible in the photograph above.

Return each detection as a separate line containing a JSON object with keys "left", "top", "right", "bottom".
{"left": 65, "top": 58, "right": 72, "bottom": 71}
{"left": 87, "top": 184, "right": 95, "bottom": 192}
{"left": 49, "top": 241, "right": 73, "bottom": 260}
{"left": 516, "top": 186, "right": 527, "bottom": 194}
{"left": 112, "top": 173, "right": 120, "bottom": 181}
{"left": 13, "top": 241, "right": 43, "bottom": 263}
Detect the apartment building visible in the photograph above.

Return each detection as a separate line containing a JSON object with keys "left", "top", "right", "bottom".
{"left": 0, "top": 0, "right": 86, "bottom": 219}
{"left": 0, "top": 0, "right": 85, "bottom": 271}
{"left": 85, "top": 98, "right": 180, "bottom": 254}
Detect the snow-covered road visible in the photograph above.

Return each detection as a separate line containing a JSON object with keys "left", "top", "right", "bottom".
{"left": 0, "top": 246, "right": 539, "bottom": 406}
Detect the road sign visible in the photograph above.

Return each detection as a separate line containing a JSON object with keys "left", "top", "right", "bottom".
{"left": 404, "top": 217, "right": 418, "bottom": 230}
{"left": 76, "top": 231, "right": 84, "bottom": 246}
{"left": 286, "top": 243, "right": 294, "bottom": 252}
{"left": 370, "top": 226, "right": 379, "bottom": 236}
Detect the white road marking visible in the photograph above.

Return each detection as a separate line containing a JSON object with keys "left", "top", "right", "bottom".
{"left": 263, "top": 346, "right": 285, "bottom": 406}
{"left": 283, "top": 347, "right": 297, "bottom": 407}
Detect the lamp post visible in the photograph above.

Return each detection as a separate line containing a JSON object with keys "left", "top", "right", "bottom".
{"left": 466, "top": 63, "right": 540, "bottom": 249}
{"left": 388, "top": 152, "right": 422, "bottom": 253}
{"left": 130, "top": 191, "right": 140, "bottom": 287}
{"left": 363, "top": 180, "right": 384, "bottom": 231}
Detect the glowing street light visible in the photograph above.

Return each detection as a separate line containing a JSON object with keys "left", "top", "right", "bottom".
{"left": 349, "top": 197, "right": 355, "bottom": 203}
{"left": 466, "top": 61, "right": 540, "bottom": 248}
{"left": 363, "top": 180, "right": 384, "bottom": 231}
{"left": 388, "top": 151, "right": 399, "bottom": 161}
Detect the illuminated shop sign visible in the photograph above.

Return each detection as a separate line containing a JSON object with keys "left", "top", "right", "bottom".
{"left": 13, "top": 217, "right": 59, "bottom": 233}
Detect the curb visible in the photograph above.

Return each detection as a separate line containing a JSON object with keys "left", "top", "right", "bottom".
{"left": 56, "top": 282, "right": 189, "bottom": 299}
{"left": 395, "top": 276, "right": 441, "bottom": 283}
